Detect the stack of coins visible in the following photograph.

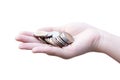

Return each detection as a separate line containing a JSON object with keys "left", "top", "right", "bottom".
{"left": 33, "top": 31, "right": 74, "bottom": 47}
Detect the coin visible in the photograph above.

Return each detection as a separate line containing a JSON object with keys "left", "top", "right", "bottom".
{"left": 44, "top": 38, "right": 51, "bottom": 44}
{"left": 48, "top": 31, "right": 61, "bottom": 38}
{"left": 50, "top": 38, "right": 58, "bottom": 46}
{"left": 38, "top": 37, "right": 46, "bottom": 43}
{"left": 49, "top": 38, "right": 57, "bottom": 46}
{"left": 56, "top": 36, "right": 68, "bottom": 46}
{"left": 44, "top": 38, "right": 56, "bottom": 46}
{"left": 33, "top": 31, "right": 50, "bottom": 38}
{"left": 34, "top": 30, "right": 74, "bottom": 47}
{"left": 52, "top": 37, "right": 63, "bottom": 47}
{"left": 55, "top": 37, "right": 65, "bottom": 47}
{"left": 60, "top": 32, "right": 74, "bottom": 44}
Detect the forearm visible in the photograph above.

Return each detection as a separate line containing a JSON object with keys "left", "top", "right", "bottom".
{"left": 97, "top": 30, "right": 120, "bottom": 63}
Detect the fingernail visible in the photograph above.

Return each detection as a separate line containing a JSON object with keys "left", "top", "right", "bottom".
{"left": 15, "top": 36, "right": 19, "bottom": 40}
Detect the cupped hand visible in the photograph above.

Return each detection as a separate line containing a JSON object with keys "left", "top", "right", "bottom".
{"left": 16, "top": 23, "right": 100, "bottom": 59}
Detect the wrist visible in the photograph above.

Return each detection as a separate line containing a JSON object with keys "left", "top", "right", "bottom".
{"left": 93, "top": 29, "right": 120, "bottom": 62}
{"left": 93, "top": 30, "right": 112, "bottom": 53}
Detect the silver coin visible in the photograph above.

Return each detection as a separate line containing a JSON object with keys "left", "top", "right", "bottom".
{"left": 60, "top": 32, "right": 74, "bottom": 44}
{"left": 48, "top": 31, "right": 61, "bottom": 38}
{"left": 56, "top": 36, "right": 68, "bottom": 46}
{"left": 34, "top": 31, "right": 48, "bottom": 37}
{"left": 44, "top": 38, "right": 56, "bottom": 46}
{"left": 34, "top": 31, "right": 74, "bottom": 47}
{"left": 56, "top": 37, "right": 65, "bottom": 47}
{"left": 49, "top": 38, "right": 58, "bottom": 46}
{"left": 52, "top": 37, "right": 63, "bottom": 47}
{"left": 37, "top": 37, "right": 46, "bottom": 43}
{"left": 44, "top": 38, "right": 51, "bottom": 44}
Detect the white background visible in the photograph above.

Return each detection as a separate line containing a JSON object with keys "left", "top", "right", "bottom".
{"left": 0, "top": 0, "right": 120, "bottom": 80}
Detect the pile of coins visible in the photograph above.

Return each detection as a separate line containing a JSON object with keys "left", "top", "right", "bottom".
{"left": 33, "top": 31, "right": 74, "bottom": 47}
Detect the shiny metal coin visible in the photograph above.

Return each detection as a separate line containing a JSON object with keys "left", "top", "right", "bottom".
{"left": 44, "top": 38, "right": 51, "bottom": 44}
{"left": 37, "top": 37, "right": 46, "bottom": 43}
{"left": 34, "top": 30, "right": 74, "bottom": 47}
{"left": 60, "top": 32, "right": 74, "bottom": 44}
{"left": 56, "top": 36, "right": 68, "bottom": 46}
{"left": 52, "top": 37, "right": 64, "bottom": 47}
{"left": 48, "top": 31, "right": 61, "bottom": 38}
{"left": 33, "top": 31, "right": 50, "bottom": 38}
{"left": 50, "top": 38, "right": 58, "bottom": 46}
{"left": 44, "top": 38, "right": 56, "bottom": 46}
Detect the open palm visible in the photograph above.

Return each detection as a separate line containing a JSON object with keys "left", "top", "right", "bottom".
{"left": 16, "top": 23, "right": 100, "bottom": 59}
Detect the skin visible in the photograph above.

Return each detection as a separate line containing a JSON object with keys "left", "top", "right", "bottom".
{"left": 15, "top": 23, "right": 120, "bottom": 63}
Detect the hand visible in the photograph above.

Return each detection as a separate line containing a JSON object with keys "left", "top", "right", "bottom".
{"left": 16, "top": 23, "right": 101, "bottom": 59}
